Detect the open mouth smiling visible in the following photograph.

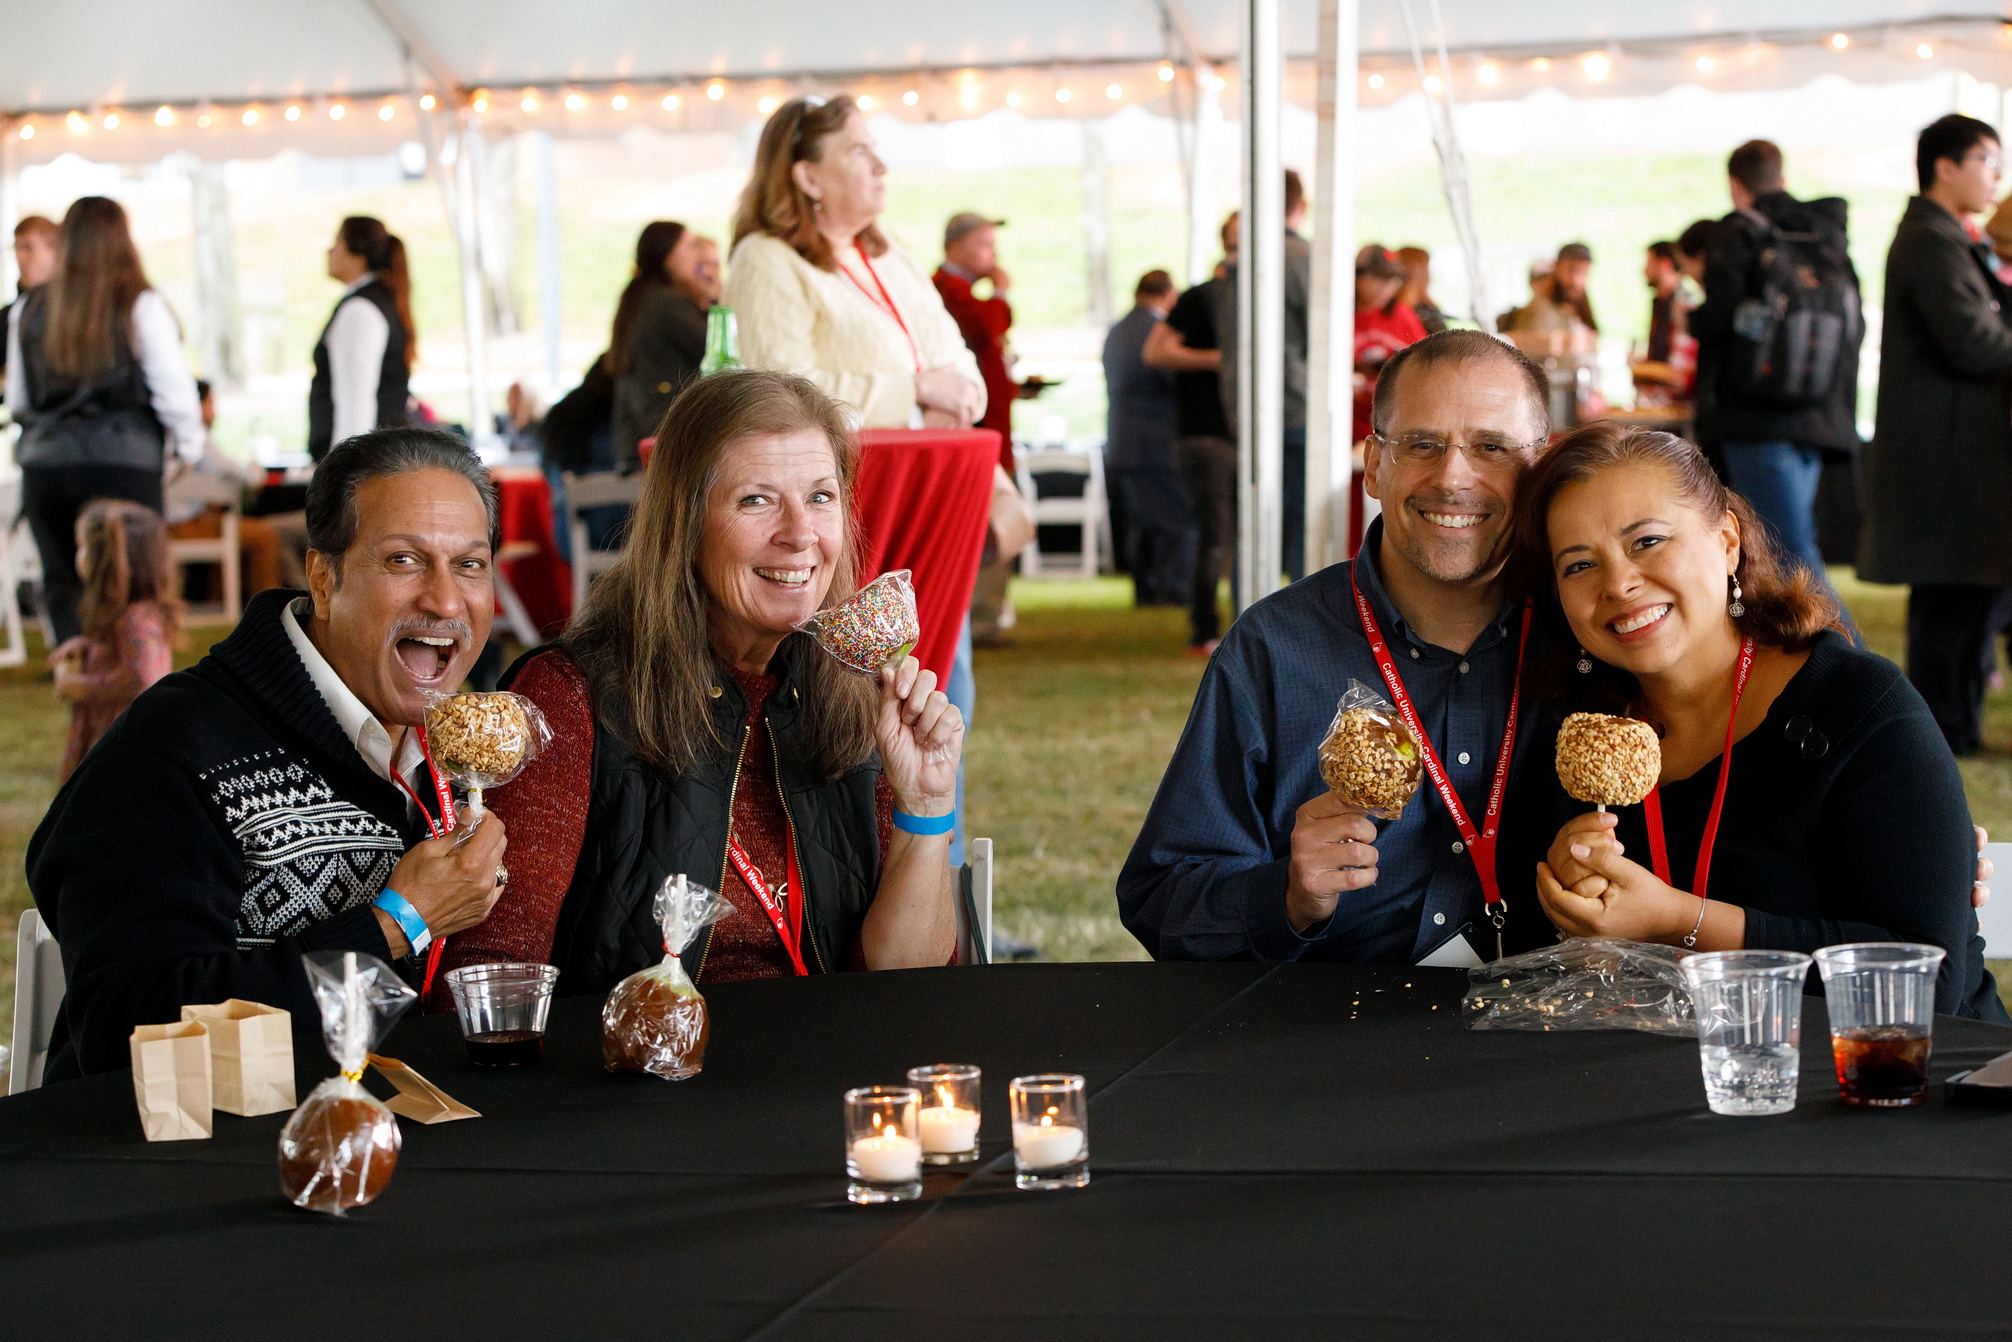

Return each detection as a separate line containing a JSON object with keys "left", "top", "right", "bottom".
{"left": 393, "top": 632, "right": 461, "bottom": 683}
{"left": 1416, "top": 508, "right": 1488, "bottom": 530}
{"left": 755, "top": 567, "right": 814, "bottom": 588}
{"left": 1609, "top": 603, "right": 1672, "bottom": 639}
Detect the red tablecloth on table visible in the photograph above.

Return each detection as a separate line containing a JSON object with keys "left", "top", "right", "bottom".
{"left": 492, "top": 467, "right": 573, "bottom": 637}
{"left": 853, "top": 428, "right": 998, "bottom": 684}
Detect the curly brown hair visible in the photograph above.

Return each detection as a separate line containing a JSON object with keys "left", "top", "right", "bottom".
{"left": 1511, "top": 422, "right": 1845, "bottom": 710}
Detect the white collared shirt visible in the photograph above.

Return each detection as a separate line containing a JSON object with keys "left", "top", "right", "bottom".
{"left": 283, "top": 596, "right": 428, "bottom": 809}
{"left": 326, "top": 275, "right": 392, "bottom": 445}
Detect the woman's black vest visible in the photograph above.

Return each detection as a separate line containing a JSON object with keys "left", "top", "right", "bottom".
{"left": 13, "top": 287, "right": 165, "bottom": 471}
{"left": 509, "top": 639, "right": 884, "bottom": 997}
{"left": 307, "top": 278, "right": 410, "bottom": 460}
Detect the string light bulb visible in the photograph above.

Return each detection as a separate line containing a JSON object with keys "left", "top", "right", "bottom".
{"left": 1531, "top": 57, "right": 1552, "bottom": 72}
{"left": 103, "top": 112, "right": 120, "bottom": 130}
{"left": 155, "top": 105, "right": 175, "bottom": 126}
{"left": 1005, "top": 91, "right": 1021, "bottom": 107}
{"left": 565, "top": 92, "right": 586, "bottom": 111}
{"left": 759, "top": 96, "right": 779, "bottom": 113}
{"left": 472, "top": 92, "right": 490, "bottom": 113}
{"left": 1056, "top": 87, "right": 1073, "bottom": 103}
{"left": 1476, "top": 62, "right": 1500, "bottom": 86}
{"left": 1581, "top": 52, "right": 1612, "bottom": 80}
{"left": 1917, "top": 43, "right": 1934, "bottom": 59}
{"left": 520, "top": 92, "right": 539, "bottom": 112}
{"left": 903, "top": 90, "right": 919, "bottom": 106}
{"left": 707, "top": 82, "right": 725, "bottom": 100}
{"left": 1106, "top": 83, "right": 1123, "bottom": 100}
{"left": 379, "top": 103, "right": 394, "bottom": 120}
{"left": 66, "top": 111, "right": 86, "bottom": 132}
{"left": 18, "top": 123, "right": 33, "bottom": 140}
{"left": 1158, "top": 65, "right": 1175, "bottom": 82}
{"left": 611, "top": 93, "right": 629, "bottom": 110}
{"left": 1831, "top": 33, "right": 1850, "bottom": 50}
{"left": 1423, "top": 74, "right": 1442, "bottom": 93}
{"left": 284, "top": 105, "right": 301, "bottom": 122}
{"left": 242, "top": 108, "right": 259, "bottom": 126}
{"left": 420, "top": 93, "right": 437, "bottom": 110}
{"left": 857, "top": 94, "right": 875, "bottom": 109}
{"left": 1367, "top": 73, "right": 1385, "bottom": 89}
{"left": 330, "top": 103, "right": 346, "bottom": 120}
{"left": 197, "top": 113, "right": 212, "bottom": 128}
{"left": 661, "top": 93, "right": 679, "bottom": 110}
{"left": 1696, "top": 55, "right": 1714, "bottom": 73}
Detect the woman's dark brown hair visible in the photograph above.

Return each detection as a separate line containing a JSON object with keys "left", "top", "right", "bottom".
{"left": 731, "top": 96, "right": 887, "bottom": 271}
{"left": 44, "top": 197, "right": 151, "bottom": 381}
{"left": 606, "top": 220, "right": 687, "bottom": 378}
{"left": 1512, "top": 422, "right": 1844, "bottom": 708}
{"left": 567, "top": 369, "right": 877, "bottom": 779}
{"left": 76, "top": 498, "right": 180, "bottom": 645}
{"left": 338, "top": 216, "right": 416, "bottom": 369}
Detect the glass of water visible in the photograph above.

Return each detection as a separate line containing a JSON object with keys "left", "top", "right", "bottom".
{"left": 1680, "top": 950, "right": 1813, "bottom": 1116}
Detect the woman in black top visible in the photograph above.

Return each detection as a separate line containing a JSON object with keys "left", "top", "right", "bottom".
{"left": 607, "top": 220, "right": 710, "bottom": 472}
{"left": 1504, "top": 423, "right": 2004, "bottom": 1020}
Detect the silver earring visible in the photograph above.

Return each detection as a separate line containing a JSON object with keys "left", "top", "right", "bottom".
{"left": 1728, "top": 575, "right": 1745, "bottom": 618}
{"left": 1576, "top": 648, "right": 1593, "bottom": 674}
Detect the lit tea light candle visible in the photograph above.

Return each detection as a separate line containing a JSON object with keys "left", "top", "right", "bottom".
{"left": 851, "top": 1126, "right": 922, "bottom": 1183}
{"left": 919, "top": 1102, "right": 980, "bottom": 1154}
{"left": 1012, "top": 1116, "right": 1085, "bottom": 1169}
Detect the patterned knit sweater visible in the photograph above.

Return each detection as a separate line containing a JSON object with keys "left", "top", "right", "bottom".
{"left": 27, "top": 588, "right": 445, "bottom": 1080}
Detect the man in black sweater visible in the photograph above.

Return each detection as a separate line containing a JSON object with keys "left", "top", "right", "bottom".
{"left": 28, "top": 428, "right": 511, "bottom": 1079}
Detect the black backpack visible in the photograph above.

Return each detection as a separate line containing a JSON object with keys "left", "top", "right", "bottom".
{"left": 1727, "top": 209, "right": 1861, "bottom": 409}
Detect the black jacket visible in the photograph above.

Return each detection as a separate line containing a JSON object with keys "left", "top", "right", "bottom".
{"left": 509, "top": 636, "right": 884, "bottom": 996}
{"left": 12, "top": 285, "right": 166, "bottom": 472}
{"left": 308, "top": 278, "right": 410, "bottom": 461}
{"left": 1859, "top": 195, "right": 2012, "bottom": 587}
{"left": 1691, "top": 191, "right": 1862, "bottom": 455}
{"left": 609, "top": 286, "right": 706, "bottom": 474}
{"left": 1503, "top": 631, "right": 2005, "bottom": 1021}
{"left": 27, "top": 590, "right": 441, "bottom": 1079}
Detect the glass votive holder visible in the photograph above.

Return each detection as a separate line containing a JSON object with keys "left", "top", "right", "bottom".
{"left": 844, "top": 1085, "right": 922, "bottom": 1204}
{"left": 907, "top": 1064, "right": 982, "bottom": 1166}
{"left": 445, "top": 962, "right": 558, "bottom": 1067}
{"left": 1009, "top": 1073, "right": 1089, "bottom": 1190}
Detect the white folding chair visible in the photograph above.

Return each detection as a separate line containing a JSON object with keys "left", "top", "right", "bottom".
{"left": 564, "top": 471, "right": 643, "bottom": 611}
{"left": 9, "top": 909, "right": 65, "bottom": 1094}
{"left": 1978, "top": 842, "right": 2012, "bottom": 959}
{"left": 166, "top": 476, "right": 245, "bottom": 623}
{"left": 1016, "top": 449, "right": 1107, "bottom": 580}
{"left": 956, "top": 837, "right": 993, "bottom": 966}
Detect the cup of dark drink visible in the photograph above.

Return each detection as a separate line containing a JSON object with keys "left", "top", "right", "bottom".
{"left": 1813, "top": 943, "right": 1946, "bottom": 1107}
{"left": 445, "top": 963, "right": 559, "bottom": 1067}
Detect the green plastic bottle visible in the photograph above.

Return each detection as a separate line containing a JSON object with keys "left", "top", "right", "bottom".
{"left": 700, "top": 305, "right": 742, "bottom": 375}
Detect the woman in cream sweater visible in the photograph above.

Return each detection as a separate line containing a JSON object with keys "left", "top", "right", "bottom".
{"left": 725, "top": 96, "right": 985, "bottom": 429}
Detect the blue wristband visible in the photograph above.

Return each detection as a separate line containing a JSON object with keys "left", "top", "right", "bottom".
{"left": 892, "top": 808, "right": 956, "bottom": 836}
{"left": 373, "top": 888, "right": 432, "bottom": 954}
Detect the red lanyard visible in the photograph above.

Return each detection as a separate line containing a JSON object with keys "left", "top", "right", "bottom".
{"left": 726, "top": 835, "right": 809, "bottom": 976}
{"left": 1349, "top": 564, "right": 1531, "bottom": 927}
{"left": 835, "top": 246, "right": 922, "bottom": 373}
{"left": 1641, "top": 637, "right": 1754, "bottom": 904}
{"left": 390, "top": 727, "right": 456, "bottom": 1000}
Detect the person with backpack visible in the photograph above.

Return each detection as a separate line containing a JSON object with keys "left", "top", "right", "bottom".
{"left": 1690, "top": 140, "right": 1863, "bottom": 586}
{"left": 1860, "top": 114, "right": 2012, "bottom": 755}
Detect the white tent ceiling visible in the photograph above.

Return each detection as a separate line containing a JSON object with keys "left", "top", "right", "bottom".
{"left": 4, "top": 1, "right": 2006, "bottom": 112}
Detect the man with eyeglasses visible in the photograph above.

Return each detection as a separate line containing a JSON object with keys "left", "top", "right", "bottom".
{"left": 1119, "top": 329, "right": 1556, "bottom": 966}
{"left": 1861, "top": 114, "right": 2012, "bottom": 757}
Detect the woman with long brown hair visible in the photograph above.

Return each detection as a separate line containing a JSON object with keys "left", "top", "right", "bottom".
{"left": 435, "top": 369, "right": 962, "bottom": 998}
{"left": 607, "top": 219, "right": 712, "bottom": 471}
{"left": 724, "top": 96, "right": 983, "bottom": 428}
{"left": 5, "top": 196, "right": 203, "bottom": 644}
{"left": 1502, "top": 422, "right": 2004, "bottom": 1019}
{"left": 308, "top": 215, "right": 414, "bottom": 460}
{"left": 51, "top": 498, "right": 179, "bottom": 780}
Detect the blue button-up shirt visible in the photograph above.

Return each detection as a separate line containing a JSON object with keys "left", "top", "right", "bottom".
{"left": 1117, "top": 522, "right": 1534, "bottom": 962}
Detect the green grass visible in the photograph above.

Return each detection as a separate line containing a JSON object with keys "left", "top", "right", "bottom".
{"left": 7, "top": 573, "right": 2012, "bottom": 1069}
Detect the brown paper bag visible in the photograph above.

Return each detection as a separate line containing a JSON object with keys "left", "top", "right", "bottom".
{"left": 367, "top": 1053, "right": 480, "bottom": 1124}
{"left": 130, "top": 1021, "right": 213, "bottom": 1141}
{"left": 182, "top": 999, "right": 295, "bottom": 1117}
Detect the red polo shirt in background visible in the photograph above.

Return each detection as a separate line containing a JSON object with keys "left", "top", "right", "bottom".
{"left": 932, "top": 264, "right": 1018, "bottom": 472}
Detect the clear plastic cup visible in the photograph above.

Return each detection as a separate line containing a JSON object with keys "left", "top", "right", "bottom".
{"left": 1680, "top": 950, "right": 1812, "bottom": 1116}
{"left": 445, "top": 962, "right": 559, "bottom": 1067}
{"left": 1814, "top": 942, "right": 1945, "bottom": 1107}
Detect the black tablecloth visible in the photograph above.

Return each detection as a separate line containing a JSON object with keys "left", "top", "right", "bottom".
{"left": 4, "top": 962, "right": 2010, "bottom": 1339}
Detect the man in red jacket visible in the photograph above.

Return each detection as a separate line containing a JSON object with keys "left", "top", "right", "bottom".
{"left": 933, "top": 212, "right": 1037, "bottom": 473}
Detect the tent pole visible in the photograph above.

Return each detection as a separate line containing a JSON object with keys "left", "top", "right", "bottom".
{"left": 1237, "top": 0, "right": 1284, "bottom": 612}
{"left": 0, "top": 119, "right": 18, "bottom": 300}
{"left": 1307, "top": 0, "right": 1357, "bottom": 571}
{"left": 532, "top": 130, "right": 562, "bottom": 397}
{"left": 452, "top": 111, "right": 498, "bottom": 454}
{"left": 1080, "top": 118, "right": 1113, "bottom": 334}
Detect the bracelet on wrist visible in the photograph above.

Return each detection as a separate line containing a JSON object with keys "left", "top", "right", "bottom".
{"left": 892, "top": 807, "right": 956, "bottom": 836}
{"left": 373, "top": 887, "right": 432, "bottom": 955}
